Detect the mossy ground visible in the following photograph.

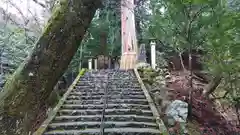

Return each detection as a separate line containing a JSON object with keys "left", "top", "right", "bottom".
{"left": 187, "top": 120, "right": 201, "bottom": 135}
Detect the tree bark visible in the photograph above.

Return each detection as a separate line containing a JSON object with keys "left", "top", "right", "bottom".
{"left": 0, "top": 0, "right": 101, "bottom": 134}
{"left": 179, "top": 52, "right": 186, "bottom": 71}
{"left": 100, "top": 32, "right": 107, "bottom": 55}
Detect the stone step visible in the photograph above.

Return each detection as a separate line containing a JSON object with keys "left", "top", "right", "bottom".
{"left": 78, "top": 79, "right": 107, "bottom": 82}
{"left": 108, "top": 81, "right": 139, "bottom": 84}
{"left": 64, "top": 99, "right": 149, "bottom": 105}
{"left": 79, "top": 77, "right": 107, "bottom": 80}
{"left": 53, "top": 115, "right": 102, "bottom": 122}
{"left": 41, "top": 70, "right": 164, "bottom": 135}
{"left": 69, "top": 91, "right": 145, "bottom": 96}
{"left": 107, "top": 95, "right": 146, "bottom": 99}
{"left": 44, "top": 128, "right": 160, "bottom": 135}
{"left": 107, "top": 78, "right": 138, "bottom": 81}
{"left": 61, "top": 103, "right": 150, "bottom": 110}
{"left": 74, "top": 86, "right": 95, "bottom": 89}
{"left": 74, "top": 86, "right": 142, "bottom": 90}
{"left": 72, "top": 90, "right": 143, "bottom": 93}
{"left": 53, "top": 115, "right": 155, "bottom": 123}
{"left": 47, "top": 121, "right": 158, "bottom": 130}
{"left": 66, "top": 95, "right": 146, "bottom": 100}
{"left": 107, "top": 91, "right": 144, "bottom": 96}
{"left": 108, "top": 86, "right": 141, "bottom": 89}
{"left": 107, "top": 88, "right": 142, "bottom": 91}
{"left": 57, "top": 109, "right": 153, "bottom": 116}
{"left": 73, "top": 88, "right": 143, "bottom": 93}
{"left": 66, "top": 95, "right": 103, "bottom": 100}
{"left": 69, "top": 92, "right": 104, "bottom": 96}
{"left": 72, "top": 89, "right": 105, "bottom": 93}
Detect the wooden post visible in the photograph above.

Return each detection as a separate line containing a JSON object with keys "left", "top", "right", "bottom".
{"left": 150, "top": 41, "right": 156, "bottom": 69}
{"left": 94, "top": 59, "right": 97, "bottom": 70}
{"left": 88, "top": 59, "right": 92, "bottom": 70}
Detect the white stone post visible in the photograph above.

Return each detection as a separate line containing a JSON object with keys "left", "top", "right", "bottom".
{"left": 94, "top": 59, "right": 97, "bottom": 70}
{"left": 88, "top": 59, "right": 92, "bottom": 70}
{"left": 150, "top": 41, "right": 156, "bottom": 69}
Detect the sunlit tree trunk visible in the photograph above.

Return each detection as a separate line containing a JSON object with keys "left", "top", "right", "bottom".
{"left": 0, "top": 0, "right": 101, "bottom": 134}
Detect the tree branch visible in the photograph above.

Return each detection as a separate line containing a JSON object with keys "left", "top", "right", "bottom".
{"left": 191, "top": 5, "right": 209, "bottom": 23}
{"left": 27, "top": 9, "right": 42, "bottom": 33}
{"left": 32, "top": 0, "right": 46, "bottom": 8}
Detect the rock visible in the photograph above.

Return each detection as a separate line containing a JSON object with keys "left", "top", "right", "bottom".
{"left": 155, "top": 68, "right": 161, "bottom": 73}
{"left": 156, "top": 76, "right": 164, "bottom": 81}
{"left": 165, "top": 74, "right": 171, "bottom": 79}
{"left": 150, "top": 87, "right": 159, "bottom": 93}
{"left": 152, "top": 91, "right": 162, "bottom": 106}
{"left": 166, "top": 100, "right": 188, "bottom": 123}
{"left": 165, "top": 100, "right": 188, "bottom": 133}
{"left": 157, "top": 81, "right": 166, "bottom": 86}
{"left": 162, "top": 68, "right": 169, "bottom": 72}
{"left": 136, "top": 62, "right": 151, "bottom": 69}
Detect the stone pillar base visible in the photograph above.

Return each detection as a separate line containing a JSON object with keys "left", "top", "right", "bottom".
{"left": 120, "top": 52, "right": 137, "bottom": 70}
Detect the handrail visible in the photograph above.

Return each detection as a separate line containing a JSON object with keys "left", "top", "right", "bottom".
{"left": 100, "top": 73, "right": 109, "bottom": 135}
{"left": 33, "top": 69, "right": 87, "bottom": 135}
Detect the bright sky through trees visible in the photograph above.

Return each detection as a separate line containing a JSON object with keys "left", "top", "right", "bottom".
{"left": 0, "top": 0, "right": 46, "bottom": 22}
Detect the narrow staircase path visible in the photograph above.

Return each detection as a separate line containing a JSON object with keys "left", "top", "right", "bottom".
{"left": 35, "top": 69, "right": 167, "bottom": 135}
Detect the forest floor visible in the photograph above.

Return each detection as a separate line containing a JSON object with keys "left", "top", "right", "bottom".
{"left": 166, "top": 71, "right": 240, "bottom": 135}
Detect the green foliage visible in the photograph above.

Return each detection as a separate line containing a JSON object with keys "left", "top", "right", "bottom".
{"left": 0, "top": 23, "right": 36, "bottom": 74}
{"left": 148, "top": 0, "right": 240, "bottom": 103}
{"left": 65, "top": 1, "right": 122, "bottom": 73}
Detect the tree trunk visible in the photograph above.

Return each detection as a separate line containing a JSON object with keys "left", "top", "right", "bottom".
{"left": 179, "top": 52, "right": 186, "bottom": 71}
{"left": 100, "top": 32, "right": 107, "bottom": 55}
{"left": 236, "top": 105, "right": 240, "bottom": 125}
{"left": 0, "top": 0, "right": 101, "bottom": 134}
{"left": 204, "top": 74, "right": 222, "bottom": 97}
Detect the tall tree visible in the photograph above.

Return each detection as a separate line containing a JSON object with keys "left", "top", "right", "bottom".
{"left": 0, "top": 0, "right": 102, "bottom": 134}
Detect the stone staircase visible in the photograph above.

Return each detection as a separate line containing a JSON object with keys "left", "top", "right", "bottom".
{"left": 37, "top": 69, "right": 166, "bottom": 135}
